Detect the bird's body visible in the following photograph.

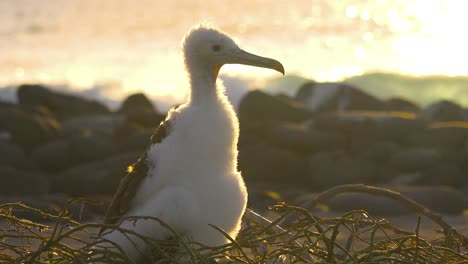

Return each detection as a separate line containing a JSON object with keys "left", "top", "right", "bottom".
{"left": 101, "top": 25, "right": 284, "bottom": 261}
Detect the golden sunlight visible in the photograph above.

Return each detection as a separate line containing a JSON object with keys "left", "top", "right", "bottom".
{"left": 393, "top": 0, "right": 468, "bottom": 76}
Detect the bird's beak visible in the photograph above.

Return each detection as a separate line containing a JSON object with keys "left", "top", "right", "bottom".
{"left": 227, "top": 49, "right": 285, "bottom": 75}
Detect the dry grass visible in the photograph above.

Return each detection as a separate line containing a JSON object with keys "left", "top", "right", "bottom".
{"left": 0, "top": 190, "right": 467, "bottom": 263}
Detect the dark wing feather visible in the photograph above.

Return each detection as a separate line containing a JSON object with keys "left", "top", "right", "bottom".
{"left": 100, "top": 120, "right": 171, "bottom": 233}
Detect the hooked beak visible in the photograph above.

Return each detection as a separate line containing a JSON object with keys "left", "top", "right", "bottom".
{"left": 226, "top": 49, "right": 285, "bottom": 75}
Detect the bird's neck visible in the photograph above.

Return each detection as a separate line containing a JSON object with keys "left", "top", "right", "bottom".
{"left": 186, "top": 60, "right": 220, "bottom": 104}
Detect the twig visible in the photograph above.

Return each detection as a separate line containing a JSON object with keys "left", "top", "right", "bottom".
{"left": 295, "top": 184, "right": 467, "bottom": 248}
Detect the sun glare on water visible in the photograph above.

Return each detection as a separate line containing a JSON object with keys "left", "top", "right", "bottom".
{"left": 0, "top": 0, "right": 466, "bottom": 105}
{"left": 390, "top": 0, "right": 468, "bottom": 76}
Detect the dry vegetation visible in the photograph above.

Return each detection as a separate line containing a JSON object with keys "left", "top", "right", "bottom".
{"left": 1, "top": 185, "right": 467, "bottom": 263}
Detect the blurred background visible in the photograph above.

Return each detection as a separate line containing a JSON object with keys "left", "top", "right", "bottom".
{"left": 1, "top": 0, "right": 468, "bottom": 108}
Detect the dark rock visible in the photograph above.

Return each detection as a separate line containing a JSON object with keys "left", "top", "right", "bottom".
{"left": 30, "top": 139, "right": 74, "bottom": 171}
{"left": 113, "top": 122, "right": 153, "bottom": 152}
{"left": 247, "top": 190, "right": 282, "bottom": 211}
{"left": 388, "top": 148, "right": 440, "bottom": 172}
{"left": 315, "top": 113, "right": 425, "bottom": 151}
{"left": 314, "top": 113, "right": 378, "bottom": 150}
{"left": 119, "top": 93, "right": 164, "bottom": 128}
{"left": 419, "top": 100, "right": 464, "bottom": 122}
{"left": 239, "top": 90, "right": 310, "bottom": 124}
{"left": 295, "top": 82, "right": 384, "bottom": 112}
{"left": 239, "top": 143, "right": 308, "bottom": 183}
{"left": 265, "top": 122, "right": 345, "bottom": 154}
{"left": 294, "top": 82, "right": 315, "bottom": 103}
{"left": 0, "top": 103, "right": 60, "bottom": 149}
{"left": 387, "top": 172, "right": 423, "bottom": 185}
{"left": 0, "top": 166, "right": 49, "bottom": 195}
{"left": 127, "top": 111, "right": 165, "bottom": 129}
{"left": 31, "top": 135, "right": 118, "bottom": 172}
{"left": 406, "top": 125, "right": 468, "bottom": 150}
{"left": 115, "top": 129, "right": 153, "bottom": 152}
{"left": 463, "top": 108, "right": 468, "bottom": 121}
{"left": 375, "top": 116, "right": 426, "bottom": 142}
{"left": 247, "top": 182, "right": 310, "bottom": 204}
{"left": 419, "top": 162, "right": 466, "bottom": 187}
{"left": 52, "top": 151, "right": 141, "bottom": 195}
{"left": 0, "top": 142, "right": 27, "bottom": 168}
{"left": 327, "top": 186, "right": 465, "bottom": 215}
{"left": 361, "top": 141, "right": 400, "bottom": 163}
{"left": 461, "top": 185, "right": 468, "bottom": 195}
{"left": 308, "top": 152, "right": 377, "bottom": 189}
{"left": 17, "top": 84, "right": 110, "bottom": 119}
{"left": 119, "top": 93, "right": 156, "bottom": 114}
{"left": 68, "top": 134, "right": 118, "bottom": 163}
{"left": 113, "top": 122, "right": 146, "bottom": 140}
{"left": 61, "top": 115, "right": 126, "bottom": 137}
{"left": 385, "top": 97, "right": 420, "bottom": 112}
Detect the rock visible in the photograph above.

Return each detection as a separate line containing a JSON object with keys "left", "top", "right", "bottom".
{"left": 406, "top": 125, "right": 468, "bottom": 150}
{"left": 463, "top": 108, "right": 468, "bottom": 121}
{"left": 327, "top": 186, "right": 466, "bottom": 215}
{"left": 295, "top": 82, "right": 384, "bottom": 112}
{"left": 61, "top": 114, "right": 126, "bottom": 137}
{"left": 375, "top": 116, "right": 426, "bottom": 142}
{"left": 0, "top": 142, "right": 27, "bottom": 168}
{"left": 17, "top": 84, "right": 110, "bottom": 119}
{"left": 119, "top": 93, "right": 156, "bottom": 114}
{"left": 112, "top": 122, "right": 154, "bottom": 152}
{"left": 30, "top": 139, "right": 74, "bottom": 171}
{"left": 419, "top": 100, "right": 464, "bottom": 122}
{"left": 387, "top": 172, "right": 423, "bottom": 185}
{"left": 0, "top": 166, "right": 49, "bottom": 195}
{"left": 31, "top": 135, "right": 118, "bottom": 172}
{"left": 239, "top": 90, "right": 310, "bottom": 124}
{"left": 0, "top": 103, "right": 60, "bottom": 149}
{"left": 385, "top": 97, "right": 420, "bottom": 112}
{"left": 265, "top": 122, "right": 345, "bottom": 154}
{"left": 52, "top": 152, "right": 141, "bottom": 195}
{"left": 316, "top": 112, "right": 425, "bottom": 140}
{"left": 115, "top": 129, "right": 153, "bottom": 152}
{"left": 461, "top": 185, "right": 468, "bottom": 195}
{"left": 119, "top": 93, "right": 164, "bottom": 128}
{"left": 308, "top": 152, "right": 377, "bottom": 190}
{"left": 239, "top": 143, "right": 308, "bottom": 184}
{"left": 388, "top": 148, "right": 440, "bottom": 172}
{"left": 247, "top": 182, "right": 310, "bottom": 204}
{"left": 361, "top": 141, "right": 400, "bottom": 163}
{"left": 419, "top": 162, "right": 466, "bottom": 187}
{"left": 127, "top": 111, "right": 165, "bottom": 129}
{"left": 294, "top": 82, "right": 315, "bottom": 103}
{"left": 314, "top": 112, "right": 425, "bottom": 152}
{"left": 247, "top": 190, "right": 282, "bottom": 211}
{"left": 68, "top": 134, "right": 118, "bottom": 163}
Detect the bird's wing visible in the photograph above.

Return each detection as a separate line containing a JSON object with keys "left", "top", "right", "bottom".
{"left": 100, "top": 120, "right": 172, "bottom": 233}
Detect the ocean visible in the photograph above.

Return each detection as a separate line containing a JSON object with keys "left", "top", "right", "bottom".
{"left": 1, "top": 0, "right": 467, "bottom": 109}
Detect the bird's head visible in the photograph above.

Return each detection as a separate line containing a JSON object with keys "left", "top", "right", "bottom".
{"left": 183, "top": 25, "right": 284, "bottom": 77}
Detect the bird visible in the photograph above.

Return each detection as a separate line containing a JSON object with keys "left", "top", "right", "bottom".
{"left": 99, "top": 24, "right": 284, "bottom": 262}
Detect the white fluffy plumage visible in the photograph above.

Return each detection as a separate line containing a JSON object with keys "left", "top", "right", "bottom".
{"left": 101, "top": 25, "right": 284, "bottom": 261}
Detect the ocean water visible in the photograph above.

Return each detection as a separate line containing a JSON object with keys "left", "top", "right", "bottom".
{"left": 1, "top": 0, "right": 467, "bottom": 108}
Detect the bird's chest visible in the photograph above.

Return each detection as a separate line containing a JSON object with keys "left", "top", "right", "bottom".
{"left": 187, "top": 117, "right": 232, "bottom": 149}
{"left": 147, "top": 104, "right": 238, "bottom": 181}
{"left": 175, "top": 106, "right": 235, "bottom": 154}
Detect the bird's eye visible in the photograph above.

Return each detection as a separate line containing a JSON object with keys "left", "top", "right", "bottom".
{"left": 212, "top": 45, "right": 221, "bottom": 52}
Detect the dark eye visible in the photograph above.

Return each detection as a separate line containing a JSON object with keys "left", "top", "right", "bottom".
{"left": 212, "top": 44, "right": 221, "bottom": 52}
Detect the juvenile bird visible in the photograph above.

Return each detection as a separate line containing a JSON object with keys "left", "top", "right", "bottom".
{"left": 101, "top": 24, "right": 284, "bottom": 261}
